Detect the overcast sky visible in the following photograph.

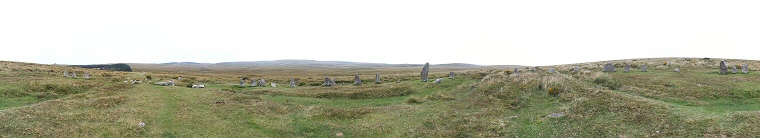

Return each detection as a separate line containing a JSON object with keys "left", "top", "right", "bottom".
{"left": 1, "top": 1, "right": 758, "bottom": 66}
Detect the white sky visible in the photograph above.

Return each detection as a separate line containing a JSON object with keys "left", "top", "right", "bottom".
{"left": 1, "top": 0, "right": 759, "bottom": 66}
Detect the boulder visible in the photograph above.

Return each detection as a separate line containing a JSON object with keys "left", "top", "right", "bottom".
{"left": 433, "top": 78, "right": 443, "bottom": 84}
{"left": 421, "top": 62, "right": 430, "bottom": 82}
{"left": 719, "top": 60, "right": 728, "bottom": 75}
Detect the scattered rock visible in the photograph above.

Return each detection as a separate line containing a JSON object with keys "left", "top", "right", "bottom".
{"left": 336, "top": 132, "right": 344, "bottom": 137}
{"left": 433, "top": 78, "right": 443, "bottom": 84}
{"left": 719, "top": 60, "right": 728, "bottom": 75}
{"left": 421, "top": 62, "right": 430, "bottom": 82}
{"left": 547, "top": 112, "right": 565, "bottom": 118}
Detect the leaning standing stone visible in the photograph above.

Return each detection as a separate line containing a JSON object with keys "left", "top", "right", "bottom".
{"left": 743, "top": 64, "right": 749, "bottom": 74}
{"left": 449, "top": 71, "right": 455, "bottom": 79}
{"left": 375, "top": 73, "right": 382, "bottom": 84}
{"left": 641, "top": 64, "right": 647, "bottom": 72}
{"left": 421, "top": 62, "right": 430, "bottom": 82}
{"left": 624, "top": 63, "right": 630, "bottom": 73}
{"left": 732, "top": 65, "right": 738, "bottom": 74}
{"left": 354, "top": 73, "right": 362, "bottom": 85}
{"left": 719, "top": 60, "right": 728, "bottom": 75}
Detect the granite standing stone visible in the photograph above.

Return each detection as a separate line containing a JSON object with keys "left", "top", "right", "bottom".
{"left": 573, "top": 66, "right": 579, "bottom": 73}
{"left": 64, "top": 70, "right": 69, "bottom": 77}
{"left": 624, "top": 63, "right": 630, "bottom": 73}
{"left": 290, "top": 78, "right": 297, "bottom": 88}
{"left": 641, "top": 64, "right": 647, "bottom": 72}
{"left": 251, "top": 79, "right": 256, "bottom": 87}
{"left": 375, "top": 73, "right": 382, "bottom": 84}
{"left": 353, "top": 73, "right": 362, "bottom": 85}
{"left": 449, "top": 71, "right": 455, "bottom": 79}
{"left": 178, "top": 76, "right": 182, "bottom": 81}
{"left": 531, "top": 67, "right": 536, "bottom": 73}
{"left": 323, "top": 77, "right": 332, "bottom": 86}
{"left": 732, "top": 65, "right": 738, "bottom": 74}
{"left": 271, "top": 83, "right": 276, "bottom": 88}
{"left": 675, "top": 68, "right": 680, "bottom": 72}
{"left": 239, "top": 79, "right": 245, "bottom": 87}
{"left": 330, "top": 78, "right": 337, "bottom": 86}
{"left": 549, "top": 68, "right": 555, "bottom": 73}
{"left": 84, "top": 71, "right": 90, "bottom": 79}
{"left": 72, "top": 72, "right": 77, "bottom": 79}
{"left": 743, "top": 64, "right": 749, "bottom": 74}
{"left": 603, "top": 63, "right": 616, "bottom": 72}
{"left": 421, "top": 62, "right": 430, "bottom": 82}
{"left": 258, "top": 79, "right": 267, "bottom": 87}
{"left": 719, "top": 60, "right": 728, "bottom": 75}
{"left": 514, "top": 68, "right": 519, "bottom": 74}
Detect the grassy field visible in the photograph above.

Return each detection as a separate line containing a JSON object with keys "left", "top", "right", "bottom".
{"left": 2, "top": 58, "right": 760, "bottom": 137}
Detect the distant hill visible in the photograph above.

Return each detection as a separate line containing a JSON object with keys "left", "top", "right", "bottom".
{"left": 131, "top": 60, "right": 484, "bottom": 69}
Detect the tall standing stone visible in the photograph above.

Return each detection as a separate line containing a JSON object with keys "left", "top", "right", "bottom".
{"left": 449, "top": 71, "right": 455, "bottom": 79}
{"left": 421, "top": 62, "right": 430, "bottom": 82}
{"left": 353, "top": 73, "right": 362, "bottom": 85}
{"left": 624, "top": 63, "right": 630, "bottom": 73}
{"left": 743, "top": 64, "right": 749, "bottom": 74}
{"left": 719, "top": 60, "right": 728, "bottom": 75}
{"left": 289, "top": 78, "right": 297, "bottom": 88}
{"left": 64, "top": 70, "right": 69, "bottom": 77}
{"left": 375, "top": 73, "right": 382, "bottom": 84}
{"left": 732, "top": 65, "right": 738, "bottom": 74}
{"left": 549, "top": 68, "right": 556, "bottom": 73}
{"left": 641, "top": 64, "right": 647, "bottom": 72}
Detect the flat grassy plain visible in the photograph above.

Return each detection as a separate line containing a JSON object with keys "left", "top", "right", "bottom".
{"left": 2, "top": 58, "right": 760, "bottom": 137}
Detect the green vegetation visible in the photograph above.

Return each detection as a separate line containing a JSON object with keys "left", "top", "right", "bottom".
{"left": 3, "top": 58, "right": 760, "bottom": 137}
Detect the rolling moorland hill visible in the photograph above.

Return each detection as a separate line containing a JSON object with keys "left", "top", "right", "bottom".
{"left": 1, "top": 57, "right": 760, "bottom": 137}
